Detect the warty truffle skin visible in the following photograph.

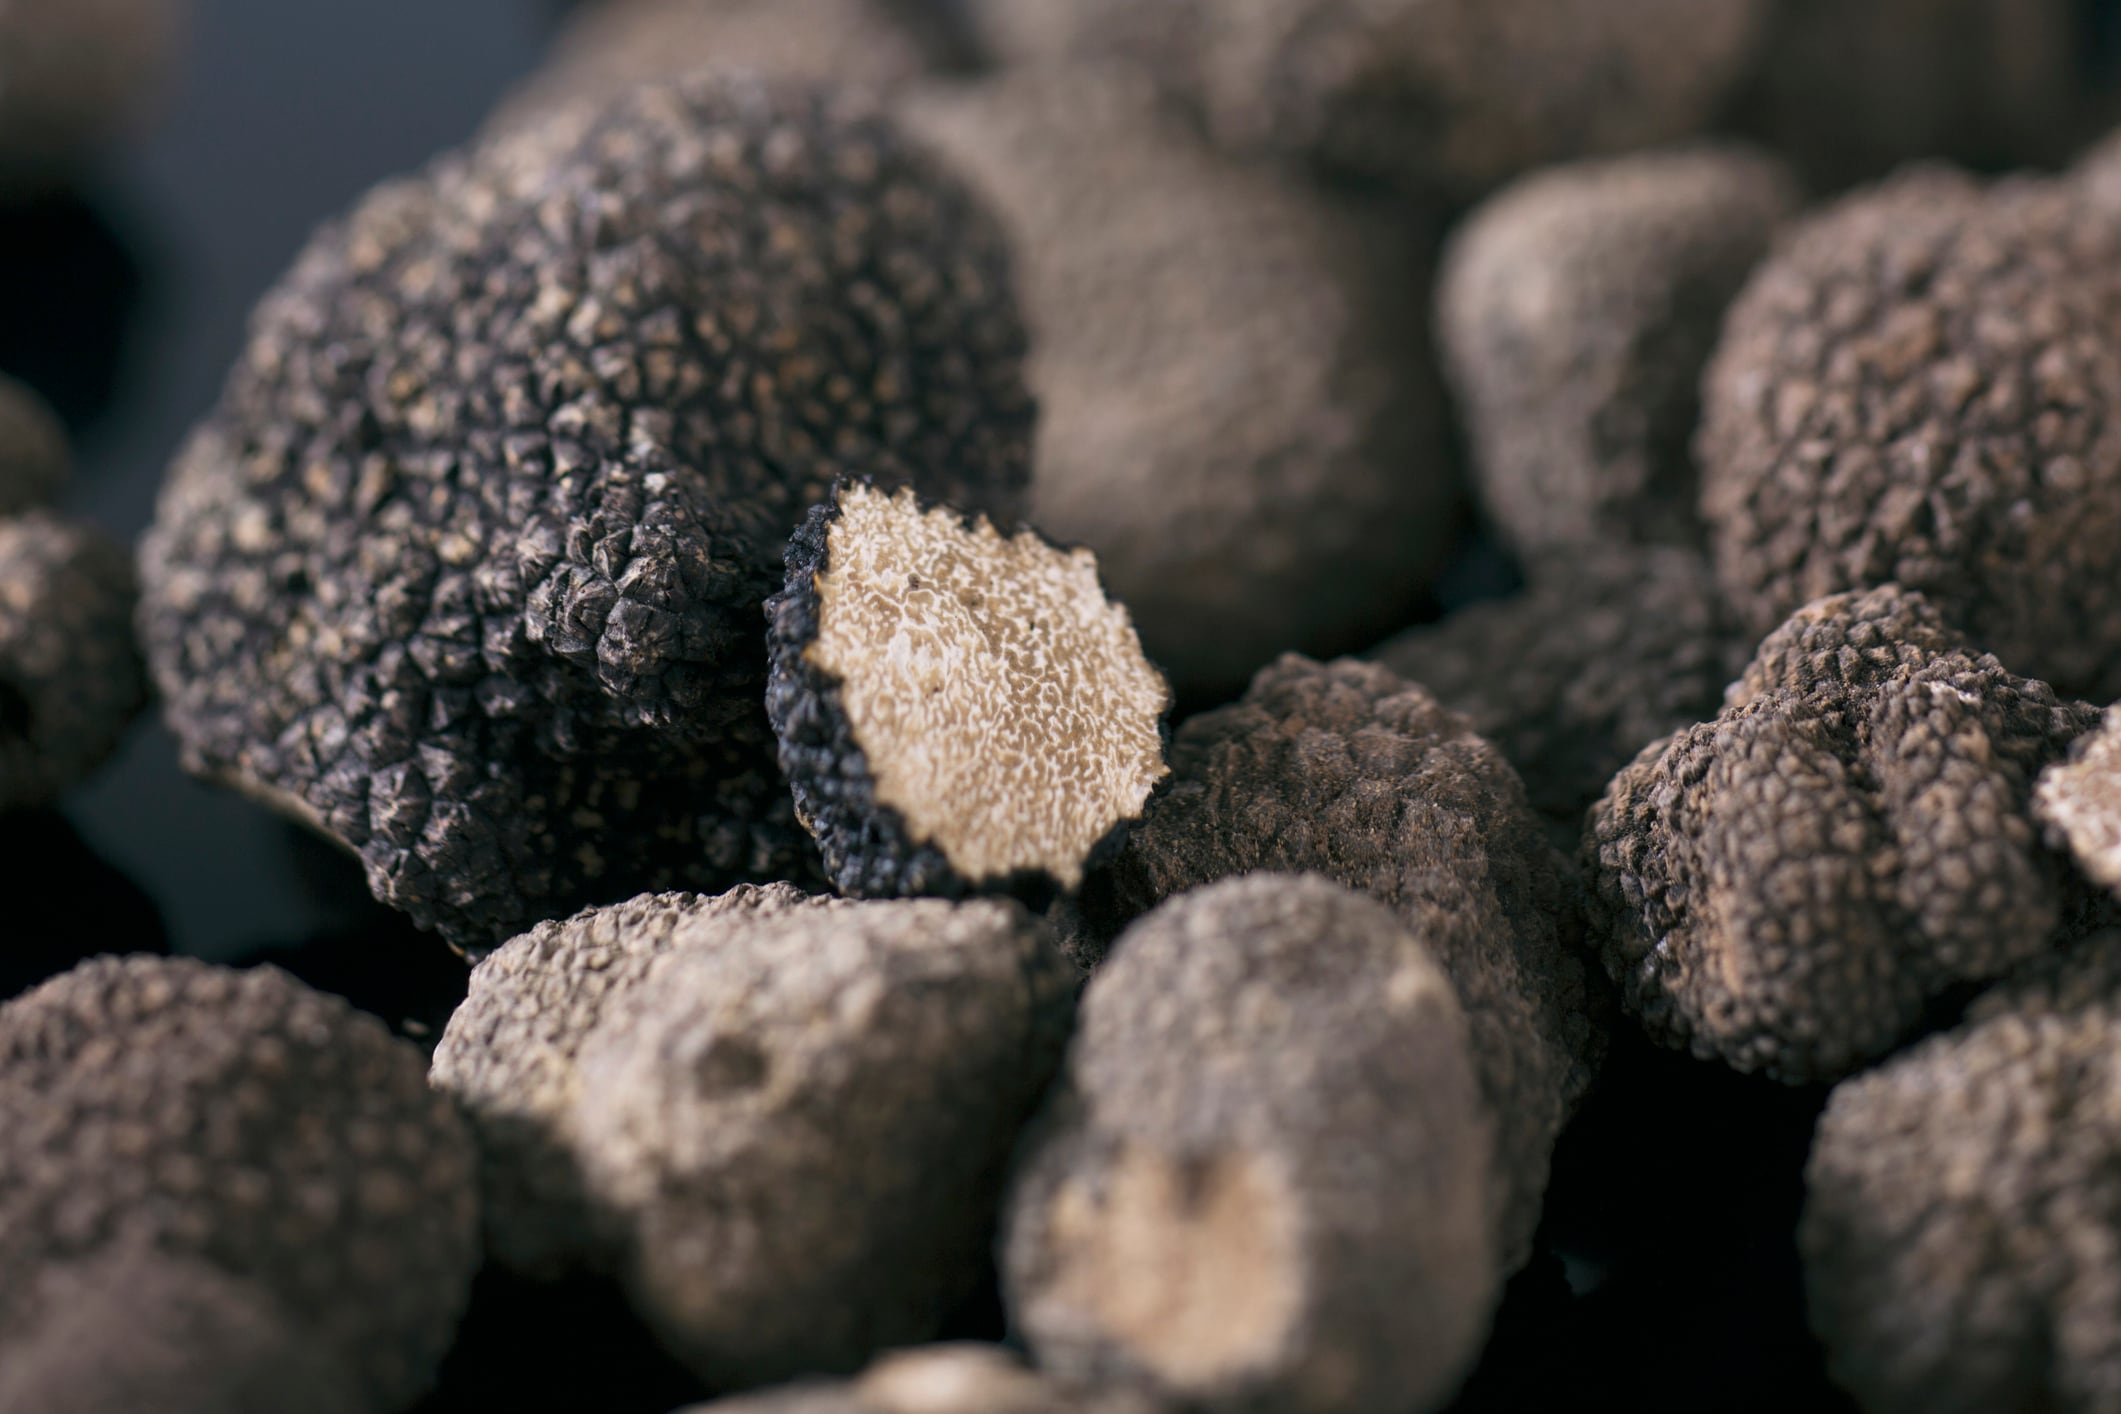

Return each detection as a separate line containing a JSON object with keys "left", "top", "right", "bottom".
{"left": 1437, "top": 145, "right": 1799, "bottom": 557}
{"left": 0, "top": 375, "right": 69, "bottom": 516}
{"left": 0, "top": 955, "right": 481, "bottom": 1412}
{"left": 1080, "top": 654, "right": 1601, "bottom": 1271}
{"left": 139, "top": 75, "right": 1035, "bottom": 952}
{"left": 2038, "top": 706, "right": 2121, "bottom": 902}
{"left": 766, "top": 479, "right": 1170, "bottom": 903}
{"left": 1801, "top": 931, "right": 2121, "bottom": 1414}
{"left": 0, "top": 0, "right": 185, "bottom": 188}
{"left": 1698, "top": 166, "right": 2121, "bottom": 701}
{"left": 1585, "top": 584, "right": 2100, "bottom": 1083}
{"left": 897, "top": 68, "right": 1457, "bottom": 700}
{"left": 675, "top": 1344, "right": 1165, "bottom": 1414}
{"left": 1005, "top": 874, "right": 1498, "bottom": 1414}
{"left": 960, "top": 0, "right": 1767, "bottom": 198}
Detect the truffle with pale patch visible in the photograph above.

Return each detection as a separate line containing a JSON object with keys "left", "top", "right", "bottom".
{"left": 767, "top": 480, "right": 1170, "bottom": 903}
{"left": 2037, "top": 706, "right": 2121, "bottom": 901}
{"left": 0, "top": 0, "right": 184, "bottom": 189}
{"left": 0, "top": 376, "right": 68, "bottom": 516}
{"left": 677, "top": 1344, "right": 1165, "bottom": 1414}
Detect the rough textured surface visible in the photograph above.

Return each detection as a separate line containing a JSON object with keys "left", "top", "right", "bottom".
{"left": 1005, "top": 875, "right": 1497, "bottom": 1414}
{"left": 1802, "top": 931, "right": 2121, "bottom": 1414}
{"left": 140, "top": 75, "right": 1033, "bottom": 951}
{"left": 0, "top": 0, "right": 183, "bottom": 187}
{"left": 1438, "top": 146, "right": 1798, "bottom": 557}
{"left": 0, "top": 375, "right": 68, "bottom": 516}
{"left": 570, "top": 897, "right": 1075, "bottom": 1387}
{"left": 960, "top": 0, "right": 1766, "bottom": 197}
{"left": 0, "top": 512, "right": 147, "bottom": 810}
{"left": 1080, "top": 655, "right": 1599, "bottom": 1269}
{"left": 1586, "top": 585, "right": 2099, "bottom": 1083}
{"left": 1699, "top": 166, "right": 2121, "bottom": 701}
{"left": 767, "top": 480, "right": 1169, "bottom": 901}
{"left": 1372, "top": 546, "right": 1752, "bottom": 842}
{"left": 430, "top": 882, "right": 834, "bottom": 1276}
{"left": 2038, "top": 707, "right": 2121, "bottom": 902}
{"left": 0, "top": 956, "right": 479, "bottom": 1411}
{"left": 679, "top": 1345, "right": 1165, "bottom": 1414}
{"left": 899, "top": 69, "right": 1456, "bottom": 699}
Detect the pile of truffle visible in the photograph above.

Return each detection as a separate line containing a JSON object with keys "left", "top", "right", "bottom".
{"left": 19, "top": 0, "right": 2121, "bottom": 1411}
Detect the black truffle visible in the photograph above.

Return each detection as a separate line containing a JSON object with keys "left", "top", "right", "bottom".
{"left": 0, "top": 0, "right": 184, "bottom": 189}
{"left": 2036, "top": 705, "right": 2121, "bottom": 903}
{"left": 139, "top": 75, "right": 1034, "bottom": 951}
{"left": 0, "top": 375, "right": 68, "bottom": 516}
{"left": 1585, "top": 584, "right": 2099, "bottom": 1082}
{"left": 766, "top": 479, "right": 1170, "bottom": 903}
{"left": 677, "top": 1345, "right": 1163, "bottom": 1414}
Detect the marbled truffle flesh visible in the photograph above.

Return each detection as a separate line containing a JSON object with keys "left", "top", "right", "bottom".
{"left": 0, "top": 375, "right": 69, "bottom": 516}
{"left": 677, "top": 1344, "right": 1164, "bottom": 1414}
{"left": 1437, "top": 145, "right": 1798, "bottom": 556}
{"left": 0, "top": 0, "right": 184, "bottom": 187}
{"left": 767, "top": 480, "right": 1169, "bottom": 901}
{"left": 898, "top": 69, "right": 1456, "bottom": 699}
{"left": 2037, "top": 706, "right": 2121, "bottom": 902}
{"left": 0, "top": 956, "right": 480, "bottom": 1412}
{"left": 139, "top": 76, "right": 1033, "bottom": 951}
{"left": 1586, "top": 585, "right": 2099, "bottom": 1083}
{"left": 1803, "top": 932, "right": 2121, "bottom": 1414}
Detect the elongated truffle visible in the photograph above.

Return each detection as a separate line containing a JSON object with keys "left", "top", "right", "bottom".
{"left": 897, "top": 68, "right": 1456, "bottom": 699}
{"left": 0, "top": 0, "right": 184, "bottom": 188}
{"left": 0, "top": 375, "right": 68, "bottom": 515}
{"left": 677, "top": 1345, "right": 1163, "bottom": 1414}
{"left": 2036, "top": 706, "right": 2121, "bottom": 902}
{"left": 140, "top": 76, "right": 1034, "bottom": 950}
{"left": 0, "top": 956, "right": 480, "bottom": 1412}
{"left": 766, "top": 480, "right": 1170, "bottom": 902}
{"left": 1586, "top": 584, "right": 2099, "bottom": 1082}
{"left": 1437, "top": 146, "right": 1798, "bottom": 556}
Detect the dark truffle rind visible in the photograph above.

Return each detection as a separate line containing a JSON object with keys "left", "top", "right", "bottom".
{"left": 1586, "top": 584, "right": 2100, "bottom": 1082}
{"left": 0, "top": 375, "right": 68, "bottom": 515}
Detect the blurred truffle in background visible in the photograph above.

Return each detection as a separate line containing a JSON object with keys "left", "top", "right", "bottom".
{"left": 0, "top": 0, "right": 186, "bottom": 193}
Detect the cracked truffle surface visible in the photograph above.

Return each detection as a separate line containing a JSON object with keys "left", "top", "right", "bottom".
{"left": 140, "top": 76, "right": 1034, "bottom": 950}
{"left": 1586, "top": 584, "right": 2099, "bottom": 1082}
{"left": 961, "top": 0, "right": 1766, "bottom": 197}
{"left": 0, "top": 512, "right": 147, "bottom": 810}
{"left": 1004, "top": 876, "right": 1496, "bottom": 1414}
{"left": 2037, "top": 706, "right": 2121, "bottom": 902}
{"left": 767, "top": 480, "right": 1169, "bottom": 900}
{"left": 899, "top": 69, "right": 1456, "bottom": 699}
{"left": 1802, "top": 932, "right": 2121, "bottom": 1414}
{"left": 681, "top": 1345, "right": 1163, "bottom": 1414}
{"left": 0, "top": 956, "right": 479, "bottom": 1412}
{"left": 1699, "top": 167, "right": 2121, "bottom": 700}
{"left": 0, "top": 375, "right": 68, "bottom": 515}
{"left": 0, "top": 0, "right": 183, "bottom": 186}
{"left": 1437, "top": 146, "right": 1797, "bottom": 556}
{"left": 1082, "top": 654, "right": 1598, "bottom": 1269}
{"left": 1373, "top": 546, "right": 1752, "bottom": 842}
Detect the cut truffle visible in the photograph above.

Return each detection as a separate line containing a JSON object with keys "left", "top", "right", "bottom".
{"left": 960, "top": 0, "right": 1768, "bottom": 197}
{"left": 1079, "top": 654, "right": 1599, "bottom": 1270}
{"left": 1698, "top": 166, "right": 2121, "bottom": 700}
{"left": 1802, "top": 931, "right": 2121, "bottom": 1414}
{"left": 1006, "top": 875, "right": 1498, "bottom": 1413}
{"left": 2036, "top": 706, "right": 2121, "bottom": 902}
{"left": 0, "top": 375, "right": 69, "bottom": 515}
{"left": 677, "top": 1344, "right": 1164, "bottom": 1414}
{"left": 766, "top": 480, "right": 1170, "bottom": 902}
{"left": 1585, "top": 584, "right": 2100, "bottom": 1083}
{"left": 0, "top": 0, "right": 184, "bottom": 189}
{"left": 0, "top": 511, "right": 147, "bottom": 810}
{"left": 139, "top": 76, "right": 1034, "bottom": 951}
{"left": 898, "top": 69, "right": 1457, "bottom": 699}
{"left": 1372, "top": 546, "right": 1752, "bottom": 842}
{"left": 1436, "top": 146, "right": 1799, "bottom": 557}
{"left": 0, "top": 955, "right": 480, "bottom": 1412}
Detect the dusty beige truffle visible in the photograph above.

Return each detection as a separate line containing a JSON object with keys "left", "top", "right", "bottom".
{"left": 1437, "top": 146, "right": 1798, "bottom": 556}
{"left": 767, "top": 480, "right": 1170, "bottom": 901}
{"left": 0, "top": 0, "right": 185, "bottom": 188}
{"left": 898, "top": 69, "right": 1456, "bottom": 699}
{"left": 1005, "top": 875, "right": 1497, "bottom": 1414}
{"left": 0, "top": 375, "right": 68, "bottom": 516}
{"left": 2037, "top": 706, "right": 2121, "bottom": 901}
{"left": 678, "top": 1345, "right": 1164, "bottom": 1414}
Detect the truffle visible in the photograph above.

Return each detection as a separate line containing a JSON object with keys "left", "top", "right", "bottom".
{"left": 1371, "top": 545, "right": 1753, "bottom": 842}
{"left": 139, "top": 75, "right": 1034, "bottom": 951}
{"left": 0, "top": 375, "right": 68, "bottom": 516}
{"left": 1801, "top": 931, "right": 2121, "bottom": 1414}
{"left": 766, "top": 479, "right": 1169, "bottom": 902}
{"left": 0, "top": 955, "right": 480, "bottom": 1411}
{"left": 1585, "top": 584, "right": 2099, "bottom": 1083}
{"left": 2036, "top": 706, "right": 2121, "bottom": 901}
{"left": 897, "top": 69, "right": 1457, "bottom": 699}
{"left": 959, "top": 0, "right": 1767, "bottom": 197}
{"left": 0, "top": 0, "right": 184, "bottom": 189}
{"left": 1004, "top": 875, "right": 1496, "bottom": 1413}
{"left": 1081, "top": 654, "right": 1599, "bottom": 1269}
{"left": 1436, "top": 146, "right": 1799, "bottom": 557}
{"left": 676, "top": 1344, "right": 1163, "bottom": 1414}
{"left": 0, "top": 511, "right": 148, "bottom": 810}
{"left": 1698, "top": 166, "right": 2121, "bottom": 699}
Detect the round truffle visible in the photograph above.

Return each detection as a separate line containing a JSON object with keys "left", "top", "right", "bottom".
{"left": 0, "top": 511, "right": 147, "bottom": 810}
{"left": 139, "top": 75, "right": 1034, "bottom": 951}
{"left": 1437, "top": 145, "right": 1798, "bottom": 557}
{"left": 0, "top": 955, "right": 480, "bottom": 1411}
{"left": 1586, "top": 584, "right": 2100, "bottom": 1082}
{"left": 1081, "top": 654, "right": 1600, "bottom": 1269}
{"left": 679, "top": 1344, "right": 1164, "bottom": 1414}
{"left": 960, "top": 0, "right": 1767, "bottom": 197}
{"left": 1802, "top": 931, "right": 2121, "bottom": 1414}
{"left": 0, "top": 0, "right": 184, "bottom": 188}
{"left": 898, "top": 69, "right": 1457, "bottom": 699}
{"left": 0, "top": 375, "right": 69, "bottom": 515}
{"left": 767, "top": 480, "right": 1170, "bottom": 902}
{"left": 2037, "top": 706, "right": 2121, "bottom": 902}
{"left": 1699, "top": 166, "right": 2121, "bottom": 700}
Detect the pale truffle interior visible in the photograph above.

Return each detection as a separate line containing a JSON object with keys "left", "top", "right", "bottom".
{"left": 807, "top": 482, "right": 1169, "bottom": 887}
